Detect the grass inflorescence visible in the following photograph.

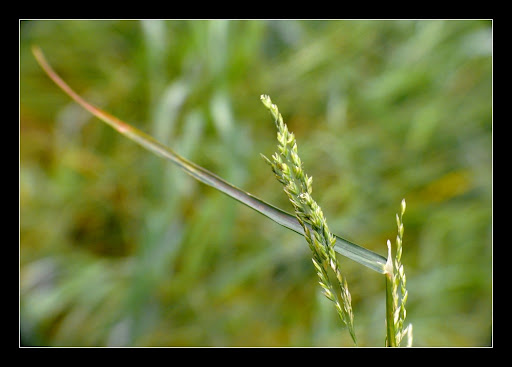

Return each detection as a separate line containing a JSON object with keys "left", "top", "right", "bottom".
{"left": 385, "top": 199, "right": 412, "bottom": 347}
{"left": 260, "top": 94, "right": 356, "bottom": 344}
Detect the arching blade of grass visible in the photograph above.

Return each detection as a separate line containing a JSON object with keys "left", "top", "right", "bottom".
{"left": 31, "top": 46, "right": 387, "bottom": 274}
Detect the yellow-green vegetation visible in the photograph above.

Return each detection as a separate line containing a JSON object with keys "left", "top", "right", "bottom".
{"left": 20, "top": 20, "right": 491, "bottom": 346}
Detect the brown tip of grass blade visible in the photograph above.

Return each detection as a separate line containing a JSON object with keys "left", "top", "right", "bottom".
{"left": 31, "top": 46, "right": 134, "bottom": 136}
{"left": 31, "top": 46, "right": 88, "bottom": 109}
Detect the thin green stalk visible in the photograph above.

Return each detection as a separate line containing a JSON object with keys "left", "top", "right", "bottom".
{"left": 385, "top": 271, "right": 397, "bottom": 347}
{"left": 31, "top": 46, "right": 387, "bottom": 274}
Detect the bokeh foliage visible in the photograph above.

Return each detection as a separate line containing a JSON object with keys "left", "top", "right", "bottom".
{"left": 20, "top": 20, "right": 492, "bottom": 346}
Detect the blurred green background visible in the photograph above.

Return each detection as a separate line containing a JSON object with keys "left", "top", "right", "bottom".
{"left": 20, "top": 20, "right": 492, "bottom": 347}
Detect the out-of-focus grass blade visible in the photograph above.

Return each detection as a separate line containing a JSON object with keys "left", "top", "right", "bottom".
{"left": 31, "top": 46, "right": 387, "bottom": 274}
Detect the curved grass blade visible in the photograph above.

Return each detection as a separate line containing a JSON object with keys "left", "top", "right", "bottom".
{"left": 31, "top": 46, "right": 387, "bottom": 274}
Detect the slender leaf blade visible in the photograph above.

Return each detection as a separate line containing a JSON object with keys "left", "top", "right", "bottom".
{"left": 31, "top": 46, "right": 387, "bottom": 274}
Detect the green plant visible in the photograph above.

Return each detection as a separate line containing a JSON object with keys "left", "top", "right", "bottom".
{"left": 260, "top": 95, "right": 413, "bottom": 346}
{"left": 31, "top": 46, "right": 412, "bottom": 346}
